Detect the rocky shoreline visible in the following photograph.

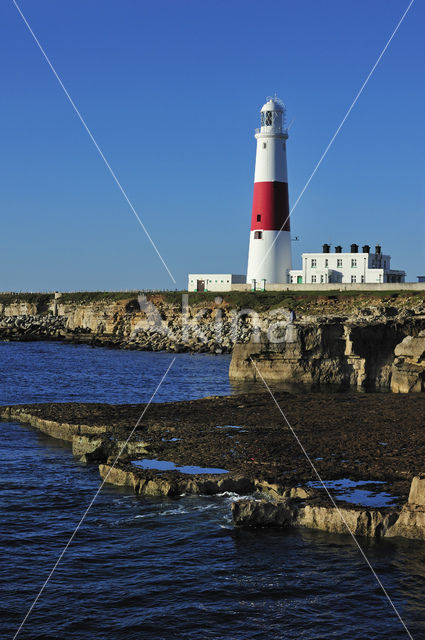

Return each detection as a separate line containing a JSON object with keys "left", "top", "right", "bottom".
{"left": 3, "top": 392, "right": 425, "bottom": 540}
{"left": 1, "top": 291, "right": 425, "bottom": 391}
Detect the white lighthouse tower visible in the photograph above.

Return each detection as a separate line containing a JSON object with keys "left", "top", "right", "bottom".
{"left": 246, "top": 97, "right": 292, "bottom": 285}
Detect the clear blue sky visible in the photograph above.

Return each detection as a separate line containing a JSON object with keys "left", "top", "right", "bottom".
{"left": 1, "top": 0, "right": 423, "bottom": 291}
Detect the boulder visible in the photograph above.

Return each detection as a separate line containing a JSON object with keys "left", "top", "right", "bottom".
{"left": 98, "top": 464, "right": 141, "bottom": 491}
{"left": 72, "top": 435, "right": 109, "bottom": 461}
{"left": 408, "top": 475, "right": 425, "bottom": 506}
{"left": 391, "top": 333, "right": 425, "bottom": 392}
{"left": 232, "top": 498, "right": 295, "bottom": 527}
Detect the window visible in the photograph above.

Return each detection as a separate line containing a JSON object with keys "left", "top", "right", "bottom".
{"left": 351, "top": 259, "right": 357, "bottom": 268}
{"left": 337, "top": 259, "right": 343, "bottom": 268}
{"left": 311, "top": 275, "right": 317, "bottom": 283}
{"left": 361, "top": 275, "right": 365, "bottom": 283}
{"left": 257, "top": 214, "right": 261, "bottom": 222}
{"left": 263, "top": 143, "right": 267, "bottom": 149}
{"left": 261, "top": 111, "right": 273, "bottom": 126}
{"left": 351, "top": 275, "right": 357, "bottom": 283}
{"left": 320, "top": 275, "right": 324, "bottom": 283}
{"left": 311, "top": 259, "right": 317, "bottom": 268}
{"left": 254, "top": 231, "right": 263, "bottom": 239}
{"left": 325, "top": 259, "right": 328, "bottom": 267}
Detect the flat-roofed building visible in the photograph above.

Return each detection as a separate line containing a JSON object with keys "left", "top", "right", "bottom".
{"left": 188, "top": 274, "right": 246, "bottom": 292}
{"left": 289, "top": 244, "right": 405, "bottom": 285}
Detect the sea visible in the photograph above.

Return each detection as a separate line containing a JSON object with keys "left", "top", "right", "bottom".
{"left": 1, "top": 341, "right": 425, "bottom": 639}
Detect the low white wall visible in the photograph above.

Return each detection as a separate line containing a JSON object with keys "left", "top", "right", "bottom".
{"left": 231, "top": 282, "right": 425, "bottom": 292}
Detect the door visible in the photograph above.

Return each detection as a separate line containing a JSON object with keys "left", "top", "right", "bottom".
{"left": 297, "top": 276, "right": 302, "bottom": 284}
{"left": 197, "top": 279, "right": 205, "bottom": 292}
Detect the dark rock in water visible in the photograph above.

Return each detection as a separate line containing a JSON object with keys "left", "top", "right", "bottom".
{"left": 232, "top": 498, "right": 295, "bottom": 527}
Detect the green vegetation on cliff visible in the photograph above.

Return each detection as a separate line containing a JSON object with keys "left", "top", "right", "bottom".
{"left": 0, "top": 289, "right": 424, "bottom": 314}
{"left": 0, "top": 293, "right": 53, "bottom": 306}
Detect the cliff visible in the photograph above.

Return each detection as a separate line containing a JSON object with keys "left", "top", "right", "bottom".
{"left": 1, "top": 290, "right": 425, "bottom": 390}
{"left": 229, "top": 302, "right": 425, "bottom": 392}
{"left": 0, "top": 291, "right": 254, "bottom": 353}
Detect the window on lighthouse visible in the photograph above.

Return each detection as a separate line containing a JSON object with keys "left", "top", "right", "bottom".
{"left": 257, "top": 214, "right": 261, "bottom": 222}
{"left": 254, "top": 231, "right": 263, "bottom": 239}
{"left": 261, "top": 111, "right": 273, "bottom": 126}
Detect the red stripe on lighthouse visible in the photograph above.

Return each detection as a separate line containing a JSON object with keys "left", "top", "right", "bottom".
{"left": 250, "top": 181, "right": 290, "bottom": 232}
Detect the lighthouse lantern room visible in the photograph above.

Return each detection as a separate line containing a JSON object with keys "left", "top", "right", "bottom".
{"left": 246, "top": 97, "right": 292, "bottom": 285}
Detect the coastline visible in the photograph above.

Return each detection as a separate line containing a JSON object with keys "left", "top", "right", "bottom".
{"left": 3, "top": 392, "right": 425, "bottom": 540}
{"left": 1, "top": 290, "right": 425, "bottom": 392}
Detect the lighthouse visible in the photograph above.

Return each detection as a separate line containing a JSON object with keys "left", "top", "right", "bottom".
{"left": 246, "top": 97, "right": 292, "bottom": 285}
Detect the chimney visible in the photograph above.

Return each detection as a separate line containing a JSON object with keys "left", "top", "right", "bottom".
{"left": 350, "top": 243, "right": 358, "bottom": 253}
{"left": 322, "top": 243, "right": 330, "bottom": 254}
{"left": 335, "top": 245, "right": 342, "bottom": 254}
{"left": 375, "top": 245, "right": 381, "bottom": 255}
{"left": 362, "top": 245, "right": 370, "bottom": 254}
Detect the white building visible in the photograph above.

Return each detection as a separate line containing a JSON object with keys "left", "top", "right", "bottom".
{"left": 188, "top": 274, "right": 246, "bottom": 292}
{"left": 289, "top": 244, "right": 405, "bottom": 285}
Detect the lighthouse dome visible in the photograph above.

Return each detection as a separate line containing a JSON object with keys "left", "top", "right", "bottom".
{"left": 261, "top": 97, "right": 284, "bottom": 113}
{"left": 259, "top": 96, "right": 286, "bottom": 133}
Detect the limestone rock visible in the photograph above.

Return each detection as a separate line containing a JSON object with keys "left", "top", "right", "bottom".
{"left": 72, "top": 435, "right": 109, "bottom": 462}
{"left": 2, "top": 294, "right": 425, "bottom": 390}
{"left": 296, "top": 504, "right": 396, "bottom": 537}
{"left": 254, "top": 479, "right": 314, "bottom": 500}
{"left": 98, "top": 463, "right": 255, "bottom": 499}
{"left": 386, "top": 505, "right": 425, "bottom": 540}
{"left": 232, "top": 498, "right": 398, "bottom": 538}
{"left": 99, "top": 464, "right": 141, "bottom": 491}
{"left": 232, "top": 476, "right": 425, "bottom": 541}
{"left": 408, "top": 475, "right": 425, "bottom": 506}
{"left": 391, "top": 334, "right": 425, "bottom": 392}
{"left": 229, "top": 319, "right": 425, "bottom": 391}
{"left": 232, "top": 499, "right": 295, "bottom": 527}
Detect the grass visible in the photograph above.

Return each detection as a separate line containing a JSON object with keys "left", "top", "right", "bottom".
{"left": 0, "top": 289, "right": 424, "bottom": 313}
{"left": 59, "top": 291, "right": 140, "bottom": 304}
{"left": 0, "top": 293, "right": 53, "bottom": 306}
